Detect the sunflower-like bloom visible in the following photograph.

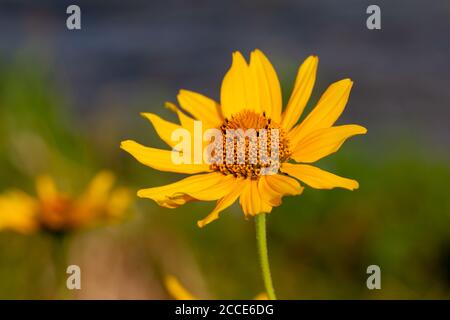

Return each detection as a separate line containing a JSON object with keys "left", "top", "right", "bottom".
{"left": 121, "top": 50, "right": 366, "bottom": 227}
{"left": 165, "top": 275, "right": 267, "bottom": 300}
{"left": 0, "top": 171, "right": 130, "bottom": 234}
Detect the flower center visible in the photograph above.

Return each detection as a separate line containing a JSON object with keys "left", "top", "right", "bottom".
{"left": 39, "top": 195, "right": 75, "bottom": 231}
{"left": 210, "top": 110, "right": 290, "bottom": 179}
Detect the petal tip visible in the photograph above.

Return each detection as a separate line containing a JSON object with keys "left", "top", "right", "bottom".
{"left": 136, "top": 189, "right": 146, "bottom": 198}
{"left": 196, "top": 220, "right": 206, "bottom": 228}
{"left": 306, "top": 55, "right": 319, "bottom": 64}
{"left": 197, "top": 217, "right": 215, "bottom": 228}
{"left": 331, "top": 78, "right": 353, "bottom": 92}
{"left": 297, "top": 186, "right": 305, "bottom": 195}
{"left": 164, "top": 101, "right": 178, "bottom": 112}
{"left": 349, "top": 180, "right": 360, "bottom": 190}
{"left": 120, "top": 140, "right": 133, "bottom": 151}
{"left": 140, "top": 112, "right": 153, "bottom": 120}
{"left": 232, "top": 51, "right": 247, "bottom": 64}
{"left": 351, "top": 125, "right": 368, "bottom": 135}
{"left": 252, "top": 49, "right": 268, "bottom": 60}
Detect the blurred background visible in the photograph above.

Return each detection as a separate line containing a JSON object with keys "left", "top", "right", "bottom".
{"left": 0, "top": 0, "right": 449, "bottom": 299}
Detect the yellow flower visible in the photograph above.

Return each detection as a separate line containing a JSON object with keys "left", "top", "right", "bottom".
{"left": 165, "top": 275, "right": 267, "bottom": 300}
{"left": 0, "top": 171, "right": 131, "bottom": 234}
{"left": 121, "top": 50, "right": 366, "bottom": 228}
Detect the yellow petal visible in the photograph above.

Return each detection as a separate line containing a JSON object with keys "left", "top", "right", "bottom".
{"left": 164, "top": 275, "right": 197, "bottom": 300}
{"left": 249, "top": 49, "right": 282, "bottom": 122}
{"left": 197, "top": 178, "right": 244, "bottom": 227}
{"left": 164, "top": 101, "right": 217, "bottom": 158}
{"left": 137, "top": 173, "right": 234, "bottom": 208}
{"left": 258, "top": 176, "right": 282, "bottom": 207}
{"left": 281, "top": 163, "right": 359, "bottom": 190}
{"left": 120, "top": 140, "right": 210, "bottom": 174}
{"left": 288, "top": 78, "right": 353, "bottom": 147}
{"left": 281, "top": 56, "right": 318, "bottom": 131}
{"left": 221, "top": 51, "right": 260, "bottom": 118}
{"left": 36, "top": 175, "right": 58, "bottom": 203}
{"left": 239, "top": 182, "right": 253, "bottom": 216}
{"left": 76, "top": 171, "right": 116, "bottom": 216}
{"left": 259, "top": 174, "right": 304, "bottom": 207}
{"left": 239, "top": 180, "right": 272, "bottom": 217}
{"left": 177, "top": 90, "right": 222, "bottom": 128}
{"left": 165, "top": 101, "right": 195, "bottom": 129}
{"left": 83, "top": 171, "right": 115, "bottom": 201}
{"left": 265, "top": 174, "right": 304, "bottom": 197}
{"left": 0, "top": 191, "right": 38, "bottom": 234}
{"left": 65, "top": 172, "right": 117, "bottom": 228}
{"left": 106, "top": 187, "right": 131, "bottom": 218}
{"left": 141, "top": 112, "right": 183, "bottom": 148}
{"left": 291, "top": 124, "right": 367, "bottom": 163}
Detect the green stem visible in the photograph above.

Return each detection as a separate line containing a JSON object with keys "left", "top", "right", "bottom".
{"left": 51, "top": 232, "right": 70, "bottom": 299}
{"left": 255, "top": 213, "right": 277, "bottom": 300}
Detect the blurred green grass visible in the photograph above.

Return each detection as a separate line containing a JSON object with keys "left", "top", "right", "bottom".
{"left": 0, "top": 58, "right": 449, "bottom": 299}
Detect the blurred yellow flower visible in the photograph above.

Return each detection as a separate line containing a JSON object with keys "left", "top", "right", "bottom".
{"left": 0, "top": 171, "right": 131, "bottom": 234}
{"left": 165, "top": 275, "right": 267, "bottom": 300}
{"left": 121, "top": 49, "right": 366, "bottom": 227}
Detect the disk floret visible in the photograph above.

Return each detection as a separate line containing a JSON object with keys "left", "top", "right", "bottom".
{"left": 210, "top": 110, "right": 290, "bottom": 179}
